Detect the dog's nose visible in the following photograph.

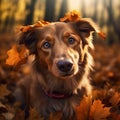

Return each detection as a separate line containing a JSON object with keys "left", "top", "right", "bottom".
{"left": 57, "top": 60, "right": 73, "bottom": 73}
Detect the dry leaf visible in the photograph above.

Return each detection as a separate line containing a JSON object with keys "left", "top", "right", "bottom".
{"left": 49, "top": 112, "right": 62, "bottom": 120}
{"left": 109, "top": 92, "right": 120, "bottom": 106}
{"left": 98, "top": 31, "right": 106, "bottom": 40}
{"left": 76, "top": 96, "right": 92, "bottom": 120}
{"left": 111, "top": 112, "right": 120, "bottom": 120}
{"left": 0, "top": 85, "right": 10, "bottom": 99}
{"left": 60, "top": 10, "right": 81, "bottom": 22}
{"left": 29, "top": 107, "right": 43, "bottom": 120}
{"left": 6, "top": 45, "right": 29, "bottom": 67}
{"left": 20, "top": 20, "right": 50, "bottom": 32}
{"left": 13, "top": 109, "right": 25, "bottom": 120}
{"left": 89, "top": 100, "right": 111, "bottom": 120}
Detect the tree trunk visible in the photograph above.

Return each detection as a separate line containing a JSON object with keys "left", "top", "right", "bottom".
{"left": 44, "top": 0, "right": 56, "bottom": 22}
{"left": 93, "top": 0, "right": 98, "bottom": 21}
{"left": 100, "top": 0, "right": 106, "bottom": 27}
{"left": 81, "top": 0, "right": 86, "bottom": 17}
{"left": 57, "top": 0, "right": 68, "bottom": 20}
{"left": 24, "top": 0, "right": 37, "bottom": 25}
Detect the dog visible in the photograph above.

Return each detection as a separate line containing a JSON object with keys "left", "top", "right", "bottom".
{"left": 14, "top": 18, "right": 104, "bottom": 119}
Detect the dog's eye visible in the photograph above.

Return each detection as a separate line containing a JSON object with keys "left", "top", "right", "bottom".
{"left": 43, "top": 41, "right": 51, "bottom": 49}
{"left": 68, "top": 37, "right": 76, "bottom": 45}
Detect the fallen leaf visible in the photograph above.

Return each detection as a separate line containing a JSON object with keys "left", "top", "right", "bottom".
{"left": 60, "top": 10, "right": 81, "bottom": 22}
{"left": 29, "top": 107, "right": 43, "bottom": 120}
{"left": 111, "top": 112, "right": 120, "bottom": 120}
{"left": 76, "top": 96, "right": 92, "bottom": 120}
{"left": 89, "top": 100, "right": 111, "bottom": 120}
{"left": 20, "top": 20, "right": 50, "bottom": 32}
{"left": 0, "top": 85, "right": 10, "bottom": 99}
{"left": 109, "top": 92, "right": 120, "bottom": 106}
{"left": 49, "top": 112, "right": 62, "bottom": 120}
{"left": 6, "top": 45, "right": 29, "bottom": 67}
{"left": 13, "top": 109, "right": 25, "bottom": 120}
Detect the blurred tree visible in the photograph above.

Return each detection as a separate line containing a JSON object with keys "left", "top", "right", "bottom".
{"left": 44, "top": 0, "right": 56, "bottom": 22}
{"left": 99, "top": 0, "right": 106, "bottom": 27}
{"left": 107, "top": 0, "right": 120, "bottom": 43}
{"left": 0, "top": 0, "right": 2, "bottom": 25}
{"left": 92, "top": 0, "right": 98, "bottom": 21}
{"left": 57, "top": 0, "right": 68, "bottom": 20}
{"left": 24, "top": 0, "right": 37, "bottom": 25}
{"left": 81, "top": 0, "right": 86, "bottom": 17}
{"left": 1, "top": 0, "right": 18, "bottom": 32}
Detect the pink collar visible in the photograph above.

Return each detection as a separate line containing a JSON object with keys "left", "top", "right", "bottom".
{"left": 43, "top": 89, "right": 72, "bottom": 99}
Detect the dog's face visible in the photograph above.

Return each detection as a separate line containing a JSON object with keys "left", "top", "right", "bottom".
{"left": 36, "top": 22, "right": 81, "bottom": 79}
{"left": 19, "top": 19, "right": 101, "bottom": 79}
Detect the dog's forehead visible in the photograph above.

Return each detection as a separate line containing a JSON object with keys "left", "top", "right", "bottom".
{"left": 39, "top": 22, "right": 75, "bottom": 34}
{"left": 51, "top": 22, "right": 72, "bottom": 29}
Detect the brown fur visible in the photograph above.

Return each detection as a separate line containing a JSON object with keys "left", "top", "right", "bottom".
{"left": 15, "top": 19, "right": 101, "bottom": 119}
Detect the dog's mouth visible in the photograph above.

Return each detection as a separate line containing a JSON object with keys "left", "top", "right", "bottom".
{"left": 59, "top": 69, "right": 74, "bottom": 77}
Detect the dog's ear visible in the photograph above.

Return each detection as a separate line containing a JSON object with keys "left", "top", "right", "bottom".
{"left": 75, "top": 18, "right": 105, "bottom": 39}
{"left": 17, "top": 28, "right": 38, "bottom": 54}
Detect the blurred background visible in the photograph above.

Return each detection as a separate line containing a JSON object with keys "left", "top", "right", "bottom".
{"left": 0, "top": 1, "right": 120, "bottom": 119}
{"left": 0, "top": 0, "right": 120, "bottom": 43}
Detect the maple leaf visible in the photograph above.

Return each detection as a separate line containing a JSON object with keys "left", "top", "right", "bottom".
{"left": 60, "top": 10, "right": 81, "bottom": 22}
{"left": 6, "top": 45, "right": 29, "bottom": 67}
{"left": 13, "top": 109, "right": 25, "bottom": 120}
{"left": 29, "top": 107, "right": 43, "bottom": 120}
{"left": 76, "top": 96, "right": 92, "bottom": 120}
{"left": 111, "top": 112, "right": 120, "bottom": 120}
{"left": 0, "top": 85, "right": 10, "bottom": 99}
{"left": 89, "top": 100, "right": 111, "bottom": 120}
{"left": 49, "top": 112, "right": 62, "bottom": 120}
{"left": 109, "top": 92, "right": 120, "bottom": 106}
{"left": 20, "top": 20, "right": 50, "bottom": 33}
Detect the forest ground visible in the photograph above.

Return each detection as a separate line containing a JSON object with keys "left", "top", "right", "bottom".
{"left": 0, "top": 33, "right": 120, "bottom": 120}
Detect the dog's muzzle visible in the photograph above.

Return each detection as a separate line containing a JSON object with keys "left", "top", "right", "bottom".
{"left": 57, "top": 60, "right": 74, "bottom": 76}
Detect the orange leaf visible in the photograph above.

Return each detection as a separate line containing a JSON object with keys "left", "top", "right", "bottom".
{"left": 89, "top": 100, "right": 110, "bottom": 120}
{"left": 20, "top": 20, "right": 50, "bottom": 32}
{"left": 109, "top": 92, "right": 120, "bottom": 106}
{"left": 49, "top": 112, "right": 62, "bottom": 120}
{"left": 6, "top": 45, "right": 29, "bottom": 67}
{"left": 98, "top": 31, "right": 106, "bottom": 40}
{"left": 111, "top": 112, "right": 120, "bottom": 120}
{"left": 60, "top": 10, "right": 81, "bottom": 22}
{"left": 76, "top": 96, "right": 92, "bottom": 120}
{"left": 0, "top": 85, "right": 10, "bottom": 99}
{"left": 29, "top": 107, "right": 43, "bottom": 120}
